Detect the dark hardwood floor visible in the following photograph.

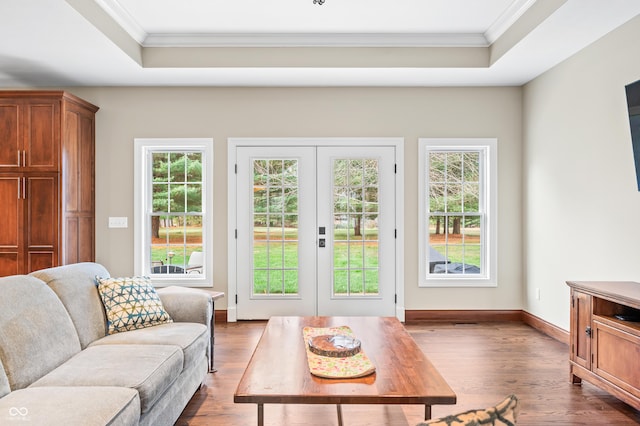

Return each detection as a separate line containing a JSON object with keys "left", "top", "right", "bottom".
{"left": 177, "top": 321, "right": 640, "bottom": 425}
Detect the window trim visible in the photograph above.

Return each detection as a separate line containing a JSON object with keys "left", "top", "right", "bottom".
{"left": 418, "top": 138, "right": 497, "bottom": 287}
{"left": 134, "top": 138, "right": 213, "bottom": 288}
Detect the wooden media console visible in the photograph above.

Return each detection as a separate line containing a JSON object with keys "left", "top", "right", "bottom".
{"left": 567, "top": 280, "right": 640, "bottom": 410}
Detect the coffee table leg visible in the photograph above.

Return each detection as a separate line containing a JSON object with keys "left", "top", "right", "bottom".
{"left": 257, "top": 403, "right": 264, "bottom": 426}
{"left": 336, "top": 404, "right": 343, "bottom": 426}
{"left": 425, "top": 405, "right": 431, "bottom": 420}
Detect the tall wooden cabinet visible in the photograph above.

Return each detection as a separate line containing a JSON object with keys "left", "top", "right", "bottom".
{"left": 567, "top": 280, "right": 640, "bottom": 411}
{"left": 0, "top": 91, "right": 98, "bottom": 276}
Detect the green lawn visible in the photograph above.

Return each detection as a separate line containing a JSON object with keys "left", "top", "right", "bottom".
{"left": 151, "top": 225, "right": 382, "bottom": 292}
{"left": 151, "top": 227, "right": 203, "bottom": 268}
{"left": 441, "top": 245, "right": 481, "bottom": 268}
{"left": 251, "top": 240, "right": 380, "bottom": 295}
{"left": 429, "top": 226, "right": 481, "bottom": 268}
{"left": 150, "top": 245, "right": 202, "bottom": 268}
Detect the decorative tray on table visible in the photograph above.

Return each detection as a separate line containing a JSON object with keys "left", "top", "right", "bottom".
{"left": 308, "top": 334, "right": 361, "bottom": 357}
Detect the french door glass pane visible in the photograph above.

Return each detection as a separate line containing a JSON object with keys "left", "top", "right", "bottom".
{"left": 332, "top": 158, "right": 380, "bottom": 297}
{"left": 252, "top": 159, "right": 299, "bottom": 296}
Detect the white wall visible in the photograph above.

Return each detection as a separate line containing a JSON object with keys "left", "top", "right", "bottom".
{"left": 523, "top": 15, "right": 640, "bottom": 330}
{"left": 62, "top": 86, "right": 523, "bottom": 312}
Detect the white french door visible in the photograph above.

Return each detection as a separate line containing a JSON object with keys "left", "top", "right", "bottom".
{"left": 235, "top": 143, "right": 396, "bottom": 320}
{"left": 316, "top": 146, "right": 396, "bottom": 316}
{"left": 236, "top": 147, "right": 316, "bottom": 318}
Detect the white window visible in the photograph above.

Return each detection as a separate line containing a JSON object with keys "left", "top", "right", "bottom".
{"left": 134, "top": 138, "right": 213, "bottom": 287}
{"left": 418, "top": 138, "right": 497, "bottom": 287}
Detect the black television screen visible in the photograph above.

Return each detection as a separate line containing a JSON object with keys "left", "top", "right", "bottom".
{"left": 625, "top": 79, "right": 640, "bottom": 190}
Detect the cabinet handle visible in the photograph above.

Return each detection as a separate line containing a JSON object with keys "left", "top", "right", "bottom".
{"left": 17, "top": 150, "right": 20, "bottom": 167}
{"left": 22, "top": 150, "right": 26, "bottom": 167}
{"left": 17, "top": 177, "right": 20, "bottom": 199}
{"left": 585, "top": 326, "right": 592, "bottom": 337}
{"left": 22, "top": 177, "right": 26, "bottom": 199}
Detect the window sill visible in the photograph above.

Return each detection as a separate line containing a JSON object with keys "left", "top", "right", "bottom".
{"left": 420, "top": 277, "right": 497, "bottom": 288}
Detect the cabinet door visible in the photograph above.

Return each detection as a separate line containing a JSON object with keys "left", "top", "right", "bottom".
{"left": 0, "top": 99, "right": 59, "bottom": 172}
{"left": 0, "top": 101, "right": 21, "bottom": 169}
{"left": 593, "top": 320, "right": 640, "bottom": 398}
{"left": 0, "top": 176, "right": 23, "bottom": 275}
{"left": 23, "top": 100, "right": 59, "bottom": 171}
{"left": 24, "top": 175, "right": 58, "bottom": 273}
{"left": 571, "top": 290, "right": 592, "bottom": 369}
{"left": 62, "top": 104, "right": 95, "bottom": 264}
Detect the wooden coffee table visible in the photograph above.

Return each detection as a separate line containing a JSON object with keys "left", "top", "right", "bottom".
{"left": 234, "top": 316, "right": 456, "bottom": 425}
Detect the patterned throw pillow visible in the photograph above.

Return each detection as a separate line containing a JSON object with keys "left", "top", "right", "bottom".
{"left": 417, "top": 394, "right": 519, "bottom": 426}
{"left": 96, "top": 276, "right": 173, "bottom": 335}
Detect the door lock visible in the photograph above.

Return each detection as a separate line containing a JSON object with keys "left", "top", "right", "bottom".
{"left": 319, "top": 238, "right": 326, "bottom": 248}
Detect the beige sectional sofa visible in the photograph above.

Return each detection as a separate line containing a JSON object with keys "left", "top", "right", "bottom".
{"left": 0, "top": 262, "right": 212, "bottom": 425}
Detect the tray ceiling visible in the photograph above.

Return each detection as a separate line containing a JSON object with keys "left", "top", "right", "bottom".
{"left": 0, "top": 0, "right": 639, "bottom": 87}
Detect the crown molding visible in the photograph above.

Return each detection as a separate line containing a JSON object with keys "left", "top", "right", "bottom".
{"left": 484, "top": 0, "right": 537, "bottom": 43}
{"left": 141, "top": 32, "right": 488, "bottom": 47}
{"left": 95, "top": 0, "right": 148, "bottom": 43}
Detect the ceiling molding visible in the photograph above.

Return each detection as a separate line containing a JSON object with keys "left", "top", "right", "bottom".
{"left": 142, "top": 32, "right": 489, "bottom": 48}
{"left": 66, "top": 0, "right": 142, "bottom": 65}
{"left": 489, "top": 0, "right": 567, "bottom": 65}
{"left": 95, "top": 0, "right": 147, "bottom": 44}
{"left": 484, "top": 0, "right": 537, "bottom": 44}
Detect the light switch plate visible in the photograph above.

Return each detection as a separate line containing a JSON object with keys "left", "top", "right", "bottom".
{"left": 108, "top": 217, "right": 128, "bottom": 228}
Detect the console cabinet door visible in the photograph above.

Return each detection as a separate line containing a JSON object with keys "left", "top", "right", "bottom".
{"left": 571, "top": 290, "right": 592, "bottom": 369}
{"left": 593, "top": 320, "right": 640, "bottom": 398}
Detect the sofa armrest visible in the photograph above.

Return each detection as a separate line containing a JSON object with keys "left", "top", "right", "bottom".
{"left": 156, "top": 286, "right": 213, "bottom": 326}
{"left": 156, "top": 286, "right": 217, "bottom": 372}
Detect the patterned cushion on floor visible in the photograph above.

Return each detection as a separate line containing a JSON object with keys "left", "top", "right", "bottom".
{"left": 417, "top": 394, "right": 519, "bottom": 426}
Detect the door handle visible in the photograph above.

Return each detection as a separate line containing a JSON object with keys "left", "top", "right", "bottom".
{"left": 585, "top": 326, "right": 592, "bottom": 337}
{"left": 17, "top": 178, "right": 26, "bottom": 199}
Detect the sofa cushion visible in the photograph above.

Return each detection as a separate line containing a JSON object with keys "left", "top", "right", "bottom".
{"left": 30, "top": 344, "right": 183, "bottom": 414}
{"left": 139, "top": 356, "right": 208, "bottom": 426}
{"left": 96, "top": 276, "right": 173, "bottom": 335}
{"left": 0, "top": 386, "right": 140, "bottom": 426}
{"left": 30, "top": 262, "right": 111, "bottom": 349}
{"left": 90, "top": 322, "right": 208, "bottom": 370}
{"left": 0, "top": 275, "right": 81, "bottom": 390}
